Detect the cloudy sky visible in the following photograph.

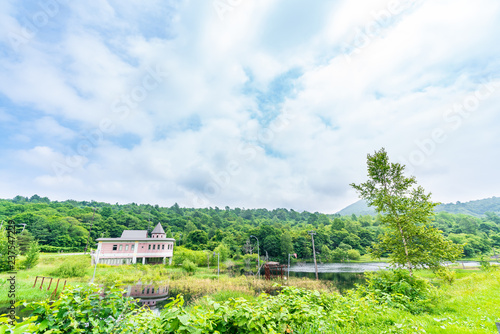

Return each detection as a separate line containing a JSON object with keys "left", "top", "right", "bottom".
{"left": 0, "top": 0, "right": 499, "bottom": 213}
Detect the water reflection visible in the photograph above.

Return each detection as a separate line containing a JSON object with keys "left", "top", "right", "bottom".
{"left": 288, "top": 262, "right": 386, "bottom": 292}
{"left": 126, "top": 283, "right": 169, "bottom": 310}
{"left": 290, "top": 262, "right": 391, "bottom": 273}
{"left": 289, "top": 271, "right": 366, "bottom": 293}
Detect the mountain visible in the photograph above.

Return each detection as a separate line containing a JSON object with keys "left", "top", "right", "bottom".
{"left": 434, "top": 197, "right": 500, "bottom": 217}
{"left": 337, "top": 197, "right": 500, "bottom": 217}
{"left": 336, "top": 200, "right": 376, "bottom": 216}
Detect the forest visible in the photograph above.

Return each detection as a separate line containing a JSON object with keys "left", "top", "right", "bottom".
{"left": 1, "top": 194, "right": 499, "bottom": 262}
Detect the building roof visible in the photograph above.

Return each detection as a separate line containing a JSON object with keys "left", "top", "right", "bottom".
{"left": 96, "top": 238, "right": 175, "bottom": 242}
{"left": 121, "top": 230, "right": 148, "bottom": 239}
{"left": 151, "top": 223, "right": 165, "bottom": 235}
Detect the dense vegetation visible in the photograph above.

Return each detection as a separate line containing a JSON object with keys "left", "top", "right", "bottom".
{"left": 1, "top": 195, "right": 499, "bottom": 268}
{"left": 2, "top": 267, "right": 499, "bottom": 333}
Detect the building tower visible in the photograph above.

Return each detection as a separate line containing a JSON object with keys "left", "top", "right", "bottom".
{"left": 151, "top": 222, "right": 166, "bottom": 239}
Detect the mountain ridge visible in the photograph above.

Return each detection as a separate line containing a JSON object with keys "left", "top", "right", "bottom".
{"left": 337, "top": 196, "right": 500, "bottom": 217}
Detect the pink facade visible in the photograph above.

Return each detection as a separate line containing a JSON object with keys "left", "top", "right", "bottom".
{"left": 93, "top": 223, "right": 175, "bottom": 265}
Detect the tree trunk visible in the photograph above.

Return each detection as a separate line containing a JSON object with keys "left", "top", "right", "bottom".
{"left": 397, "top": 220, "right": 413, "bottom": 277}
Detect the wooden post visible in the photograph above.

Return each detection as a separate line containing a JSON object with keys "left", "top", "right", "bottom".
{"left": 33, "top": 276, "right": 39, "bottom": 288}
{"left": 47, "top": 277, "right": 53, "bottom": 291}
{"left": 53, "top": 279, "right": 60, "bottom": 294}
{"left": 40, "top": 277, "right": 46, "bottom": 289}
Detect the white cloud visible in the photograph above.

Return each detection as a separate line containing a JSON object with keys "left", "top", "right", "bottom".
{"left": 0, "top": 0, "right": 499, "bottom": 212}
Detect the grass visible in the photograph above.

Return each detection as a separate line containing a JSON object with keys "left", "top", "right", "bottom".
{"left": 2, "top": 253, "right": 500, "bottom": 333}
{"left": 0, "top": 253, "right": 331, "bottom": 307}
{"left": 0, "top": 254, "right": 93, "bottom": 308}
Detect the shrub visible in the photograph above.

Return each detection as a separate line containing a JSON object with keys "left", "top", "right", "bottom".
{"left": 434, "top": 266, "right": 456, "bottom": 284}
{"left": 181, "top": 259, "right": 197, "bottom": 275}
{"left": 20, "top": 285, "right": 161, "bottom": 333}
{"left": 347, "top": 249, "right": 361, "bottom": 261}
{"left": 21, "top": 240, "right": 40, "bottom": 269}
{"left": 160, "top": 286, "right": 361, "bottom": 333}
{"left": 172, "top": 246, "right": 208, "bottom": 267}
{"left": 52, "top": 259, "right": 89, "bottom": 278}
{"left": 356, "top": 269, "right": 438, "bottom": 314}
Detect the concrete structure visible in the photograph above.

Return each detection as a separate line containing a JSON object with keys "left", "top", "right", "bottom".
{"left": 93, "top": 223, "right": 175, "bottom": 265}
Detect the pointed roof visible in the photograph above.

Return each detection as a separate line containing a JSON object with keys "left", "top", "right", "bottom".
{"left": 151, "top": 223, "right": 165, "bottom": 235}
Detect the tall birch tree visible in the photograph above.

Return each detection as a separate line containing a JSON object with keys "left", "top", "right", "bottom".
{"left": 351, "top": 148, "right": 462, "bottom": 276}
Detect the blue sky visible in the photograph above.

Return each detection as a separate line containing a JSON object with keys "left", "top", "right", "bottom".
{"left": 0, "top": 0, "right": 499, "bottom": 213}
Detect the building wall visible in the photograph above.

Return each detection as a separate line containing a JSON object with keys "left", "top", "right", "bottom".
{"left": 98, "top": 241, "right": 173, "bottom": 259}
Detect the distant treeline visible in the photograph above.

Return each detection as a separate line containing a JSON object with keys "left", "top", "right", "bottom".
{"left": 1, "top": 195, "right": 499, "bottom": 261}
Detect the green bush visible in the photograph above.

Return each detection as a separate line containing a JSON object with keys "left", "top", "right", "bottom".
{"left": 356, "top": 269, "right": 438, "bottom": 314}
{"left": 181, "top": 259, "right": 197, "bottom": 275}
{"left": 17, "top": 285, "right": 161, "bottom": 333}
{"left": 21, "top": 240, "right": 40, "bottom": 269}
{"left": 172, "top": 246, "right": 208, "bottom": 267}
{"left": 52, "top": 259, "right": 89, "bottom": 278}
{"left": 160, "top": 286, "right": 365, "bottom": 333}
{"left": 347, "top": 249, "right": 361, "bottom": 261}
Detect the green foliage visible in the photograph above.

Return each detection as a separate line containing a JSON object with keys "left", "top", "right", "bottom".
{"left": 21, "top": 240, "right": 40, "bottom": 269}
{"left": 51, "top": 258, "right": 89, "bottom": 278}
{"left": 0, "top": 313, "right": 40, "bottom": 333}
{"left": 347, "top": 249, "right": 361, "bottom": 260}
{"left": 0, "top": 193, "right": 496, "bottom": 269}
{"left": 356, "top": 269, "right": 438, "bottom": 314}
{"left": 0, "top": 227, "right": 19, "bottom": 273}
{"left": 351, "top": 148, "right": 463, "bottom": 274}
{"left": 434, "top": 266, "right": 457, "bottom": 284}
{"left": 22, "top": 284, "right": 161, "bottom": 333}
{"left": 213, "top": 243, "right": 230, "bottom": 262}
{"left": 185, "top": 230, "right": 208, "bottom": 250}
{"left": 172, "top": 247, "right": 208, "bottom": 267}
{"left": 160, "top": 286, "right": 364, "bottom": 333}
{"left": 479, "top": 256, "right": 492, "bottom": 271}
{"left": 17, "top": 229, "right": 35, "bottom": 254}
{"left": 182, "top": 259, "right": 197, "bottom": 275}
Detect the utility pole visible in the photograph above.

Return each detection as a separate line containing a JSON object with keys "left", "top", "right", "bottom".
{"left": 308, "top": 231, "right": 318, "bottom": 280}
{"left": 288, "top": 253, "right": 290, "bottom": 281}
{"left": 250, "top": 235, "right": 260, "bottom": 278}
{"left": 85, "top": 206, "right": 96, "bottom": 254}
{"left": 214, "top": 252, "right": 220, "bottom": 278}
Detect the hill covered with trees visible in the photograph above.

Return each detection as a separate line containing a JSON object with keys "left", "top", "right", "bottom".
{"left": 1, "top": 195, "right": 499, "bottom": 262}
{"left": 338, "top": 197, "right": 500, "bottom": 217}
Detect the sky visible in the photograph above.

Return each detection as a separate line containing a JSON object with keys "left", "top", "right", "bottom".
{"left": 0, "top": 0, "right": 499, "bottom": 213}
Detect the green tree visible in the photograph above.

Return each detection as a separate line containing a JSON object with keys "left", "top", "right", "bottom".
{"left": 21, "top": 240, "right": 40, "bottom": 269}
{"left": 185, "top": 230, "right": 208, "bottom": 250}
{"left": 17, "top": 229, "right": 35, "bottom": 254}
{"left": 351, "top": 148, "right": 462, "bottom": 276}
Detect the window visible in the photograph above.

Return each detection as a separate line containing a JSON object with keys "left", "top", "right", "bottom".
{"left": 162, "top": 245, "right": 165, "bottom": 250}
{"left": 153, "top": 245, "right": 156, "bottom": 250}
{"left": 112, "top": 245, "right": 117, "bottom": 251}
{"left": 148, "top": 245, "right": 151, "bottom": 250}
{"left": 125, "top": 245, "right": 129, "bottom": 251}
{"left": 131, "top": 245, "right": 135, "bottom": 250}
{"left": 119, "top": 245, "right": 123, "bottom": 251}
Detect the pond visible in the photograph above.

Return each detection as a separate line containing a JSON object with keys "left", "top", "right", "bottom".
{"left": 287, "top": 262, "right": 391, "bottom": 292}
